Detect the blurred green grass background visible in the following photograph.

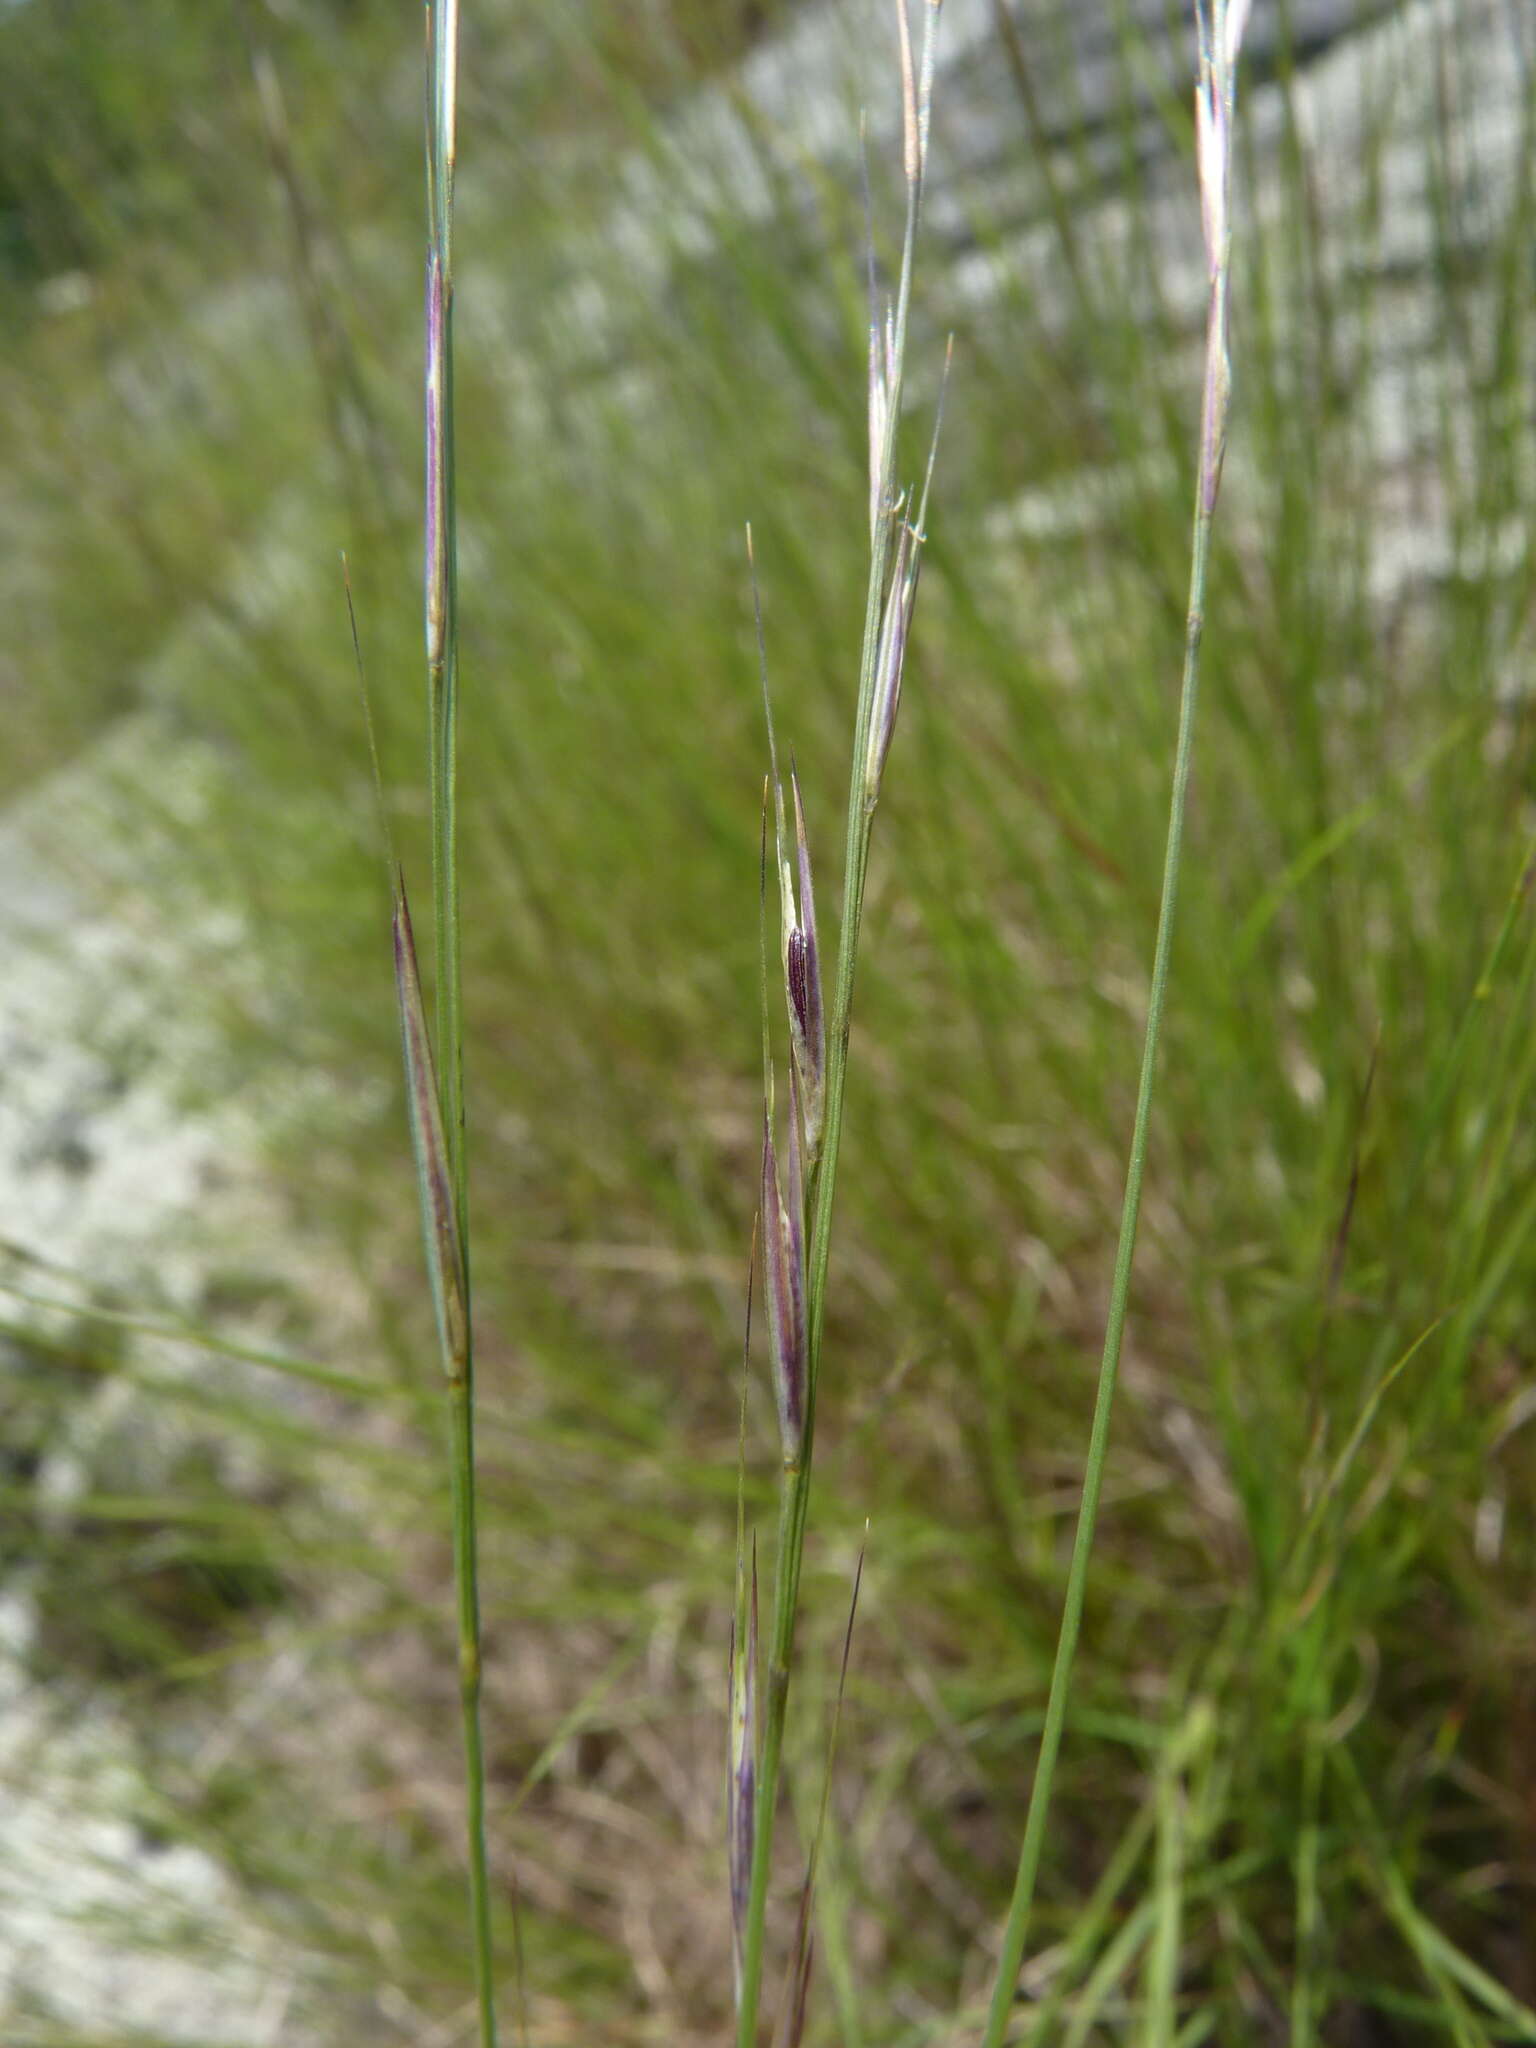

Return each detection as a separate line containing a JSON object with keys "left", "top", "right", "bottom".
{"left": 3, "top": 0, "right": 1536, "bottom": 2041}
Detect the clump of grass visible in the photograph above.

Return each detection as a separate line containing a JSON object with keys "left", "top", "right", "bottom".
{"left": 9, "top": 0, "right": 1536, "bottom": 2038}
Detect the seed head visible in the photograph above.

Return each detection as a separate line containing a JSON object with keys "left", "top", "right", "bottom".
{"left": 1193, "top": 0, "right": 1250, "bottom": 278}
{"left": 895, "top": 0, "right": 919, "bottom": 186}
{"left": 786, "top": 764, "right": 825, "bottom": 1160}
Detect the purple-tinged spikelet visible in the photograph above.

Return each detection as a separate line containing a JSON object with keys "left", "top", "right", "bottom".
{"left": 784, "top": 1067, "right": 807, "bottom": 1275}
{"left": 761, "top": 1109, "right": 807, "bottom": 1469}
{"left": 751, "top": 529, "right": 826, "bottom": 1163}
{"left": 786, "top": 765, "right": 825, "bottom": 1161}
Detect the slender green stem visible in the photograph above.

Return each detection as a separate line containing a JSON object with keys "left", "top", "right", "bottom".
{"left": 427, "top": 0, "right": 465, "bottom": 1202}
{"left": 977, "top": 263, "right": 1230, "bottom": 2048}
{"left": 447, "top": 1374, "right": 496, "bottom": 2048}
{"left": 734, "top": 12, "right": 939, "bottom": 2037}
{"left": 425, "top": 5, "right": 497, "bottom": 2044}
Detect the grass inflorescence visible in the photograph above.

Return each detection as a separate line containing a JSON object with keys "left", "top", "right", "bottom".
{"left": 732, "top": 6, "right": 949, "bottom": 2039}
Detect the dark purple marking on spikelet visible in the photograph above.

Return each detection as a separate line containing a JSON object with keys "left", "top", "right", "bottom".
{"left": 787, "top": 929, "right": 809, "bottom": 1043}
{"left": 788, "top": 763, "right": 825, "bottom": 1143}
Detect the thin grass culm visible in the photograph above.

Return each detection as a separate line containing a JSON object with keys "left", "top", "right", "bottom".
{"left": 979, "top": 3, "right": 1252, "bottom": 2040}
{"left": 409, "top": 1, "right": 499, "bottom": 2042}
{"left": 732, "top": 6, "right": 946, "bottom": 2043}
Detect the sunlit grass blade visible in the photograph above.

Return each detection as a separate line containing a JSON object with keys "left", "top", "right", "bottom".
{"left": 979, "top": 3, "right": 1252, "bottom": 2036}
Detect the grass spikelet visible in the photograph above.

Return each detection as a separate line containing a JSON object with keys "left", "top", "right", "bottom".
{"left": 753, "top": 527, "right": 827, "bottom": 1166}
{"left": 865, "top": 334, "right": 949, "bottom": 811}
{"left": 760, "top": 1103, "right": 807, "bottom": 1473}
{"left": 735, "top": 7, "right": 945, "bottom": 2040}
{"left": 863, "top": 515, "right": 917, "bottom": 809}
{"left": 786, "top": 765, "right": 825, "bottom": 1162}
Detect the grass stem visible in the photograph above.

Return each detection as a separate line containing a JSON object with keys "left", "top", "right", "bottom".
{"left": 977, "top": 4, "right": 1247, "bottom": 2033}
{"left": 424, "top": 4, "right": 497, "bottom": 2043}
{"left": 979, "top": 463, "right": 1218, "bottom": 2048}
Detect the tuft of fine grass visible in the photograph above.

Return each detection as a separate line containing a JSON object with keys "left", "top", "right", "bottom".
{"left": 4, "top": 0, "right": 1536, "bottom": 2040}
